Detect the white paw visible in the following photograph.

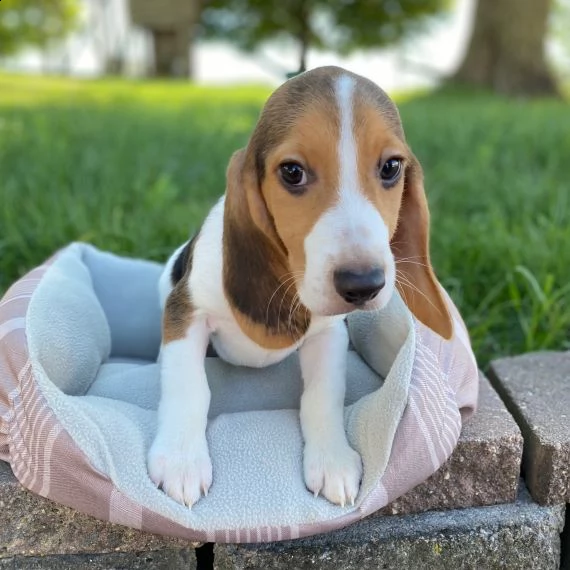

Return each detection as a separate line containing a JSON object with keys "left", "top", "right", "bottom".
{"left": 303, "top": 440, "right": 362, "bottom": 507}
{"left": 147, "top": 435, "right": 212, "bottom": 508}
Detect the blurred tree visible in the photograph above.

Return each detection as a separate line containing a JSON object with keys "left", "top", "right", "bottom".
{"left": 129, "top": 0, "right": 203, "bottom": 78}
{"left": 0, "top": 0, "right": 80, "bottom": 56}
{"left": 200, "top": 0, "right": 449, "bottom": 76}
{"left": 453, "top": 0, "right": 558, "bottom": 96}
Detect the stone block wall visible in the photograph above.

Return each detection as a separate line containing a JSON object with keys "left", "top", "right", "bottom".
{"left": 1, "top": 353, "right": 569, "bottom": 568}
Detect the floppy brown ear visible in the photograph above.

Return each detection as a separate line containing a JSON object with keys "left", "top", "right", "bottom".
{"left": 391, "top": 155, "right": 453, "bottom": 339}
{"left": 225, "top": 148, "right": 285, "bottom": 253}
{"left": 222, "top": 149, "right": 309, "bottom": 340}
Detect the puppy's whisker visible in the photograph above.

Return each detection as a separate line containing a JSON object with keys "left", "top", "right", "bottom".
{"left": 390, "top": 239, "right": 416, "bottom": 248}
{"left": 265, "top": 272, "right": 303, "bottom": 327}
{"left": 389, "top": 239, "right": 409, "bottom": 249}
{"left": 287, "top": 294, "right": 299, "bottom": 332}
{"left": 395, "top": 270, "right": 420, "bottom": 295}
{"left": 396, "top": 270, "right": 439, "bottom": 313}
{"left": 266, "top": 272, "right": 301, "bottom": 309}
{"left": 395, "top": 270, "right": 417, "bottom": 294}
{"left": 396, "top": 257, "right": 429, "bottom": 269}
{"left": 277, "top": 277, "right": 302, "bottom": 333}
{"left": 396, "top": 275, "right": 424, "bottom": 310}
{"left": 288, "top": 294, "right": 304, "bottom": 334}
{"left": 395, "top": 271, "right": 411, "bottom": 307}
{"left": 397, "top": 262, "right": 429, "bottom": 269}
{"left": 287, "top": 293, "right": 303, "bottom": 333}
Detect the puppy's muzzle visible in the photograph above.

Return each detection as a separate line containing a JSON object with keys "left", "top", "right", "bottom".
{"left": 333, "top": 267, "right": 385, "bottom": 306}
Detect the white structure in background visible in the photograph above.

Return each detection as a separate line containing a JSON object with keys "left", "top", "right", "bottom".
{"left": 1, "top": 0, "right": 476, "bottom": 91}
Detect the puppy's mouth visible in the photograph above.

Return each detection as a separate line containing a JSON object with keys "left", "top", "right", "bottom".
{"left": 316, "top": 296, "right": 385, "bottom": 317}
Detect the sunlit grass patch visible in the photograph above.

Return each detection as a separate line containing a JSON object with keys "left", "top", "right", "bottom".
{"left": 0, "top": 73, "right": 272, "bottom": 107}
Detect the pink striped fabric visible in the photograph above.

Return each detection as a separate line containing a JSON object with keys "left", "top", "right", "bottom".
{"left": 0, "top": 250, "right": 478, "bottom": 543}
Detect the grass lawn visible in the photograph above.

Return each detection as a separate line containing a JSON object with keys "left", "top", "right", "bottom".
{"left": 0, "top": 73, "right": 568, "bottom": 366}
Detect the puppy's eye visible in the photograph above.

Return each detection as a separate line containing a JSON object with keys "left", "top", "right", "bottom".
{"left": 379, "top": 158, "right": 403, "bottom": 188}
{"left": 278, "top": 162, "right": 307, "bottom": 188}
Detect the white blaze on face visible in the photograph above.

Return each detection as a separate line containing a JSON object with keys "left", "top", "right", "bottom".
{"left": 298, "top": 74, "right": 396, "bottom": 316}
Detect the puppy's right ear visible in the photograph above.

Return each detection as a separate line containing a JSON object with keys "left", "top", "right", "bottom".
{"left": 223, "top": 149, "right": 298, "bottom": 335}
{"left": 225, "top": 148, "right": 285, "bottom": 254}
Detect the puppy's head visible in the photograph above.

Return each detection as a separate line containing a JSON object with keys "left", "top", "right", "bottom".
{"left": 224, "top": 66, "right": 452, "bottom": 340}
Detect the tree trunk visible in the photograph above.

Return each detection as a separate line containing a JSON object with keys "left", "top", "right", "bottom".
{"left": 297, "top": 39, "right": 308, "bottom": 75}
{"left": 295, "top": 0, "right": 310, "bottom": 75}
{"left": 151, "top": 29, "right": 189, "bottom": 77}
{"left": 453, "top": 0, "right": 558, "bottom": 96}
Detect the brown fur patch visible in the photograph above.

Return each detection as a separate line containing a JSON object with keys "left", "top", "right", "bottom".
{"left": 162, "top": 283, "right": 194, "bottom": 344}
{"left": 163, "top": 233, "right": 200, "bottom": 343}
{"left": 248, "top": 67, "right": 342, "bottom": 182}
{"left": 353, "top": 93, "right": 409, "bottom": 240}
{"left": 223, "top": 212, "right": 311, "bottom": 346}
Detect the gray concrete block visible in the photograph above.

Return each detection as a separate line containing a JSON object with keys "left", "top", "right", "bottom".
{"left": 0, "top": 461, "right": 194, "bottom": 560}
{"left": 382, "top": 374, "right": 523, "bottom": 515}
{"left": 216, "top": 485, "right": 565, "bottom": 570}
{"left": 562, "top": 505, "right": 569, "bottom": 570}
{"left": 489, "top": 351, "right": 570, "bottom": 505}
{"left": 2, "top": 458, "right": 564, "bottom": 569}
{"left": 0, "top": 549, "right": 196, "bottom": 570}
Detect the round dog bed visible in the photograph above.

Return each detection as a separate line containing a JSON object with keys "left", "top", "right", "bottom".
{"left": 0, "top": 243, "right": 478, "bottom": 543}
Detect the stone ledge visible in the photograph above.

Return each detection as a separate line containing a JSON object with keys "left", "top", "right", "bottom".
{"left": 562, "top": 505, "right": 569, "bottom": 570}
{"left": 0, "top": 549, "right": 196, "bottom": 570}
{"left": 382, "top": 374, "right": 523, "bottom": 515}
{"left": 489, "top": 351, "right": 570, "bottom": 505}
{"left": 0, "top": 461, "right": 192, "bottom": 560}
{"left": 216, "top": 485, "right": 565, "bottom": 570}
{"left": 3, "top": 484, "right": 563, "bottom": 570}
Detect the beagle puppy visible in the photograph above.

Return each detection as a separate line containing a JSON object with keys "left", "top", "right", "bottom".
{"left": 148, "top": 66, "right": 452, "bottom": 509}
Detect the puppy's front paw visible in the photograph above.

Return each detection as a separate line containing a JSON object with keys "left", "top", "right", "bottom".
{"left": 303, "top": 440, "right": 362, "bottom": 507}
{"left": 147, "top": 436, "right": 212, "bottom": 508}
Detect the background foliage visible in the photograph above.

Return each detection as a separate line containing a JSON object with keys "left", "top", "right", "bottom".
{"left": 0, "top": 0, "right": 79, "bottom": 56}
{"left": 0, "top": 75, "right": 568, "bottom": 366}
{"left": 200, "top": 0, "right": 448, "bottom": 72}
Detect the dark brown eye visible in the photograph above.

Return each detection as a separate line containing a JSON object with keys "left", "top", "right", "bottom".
{"left": 278, "top": 162, "right": 307, "bottom": 187}
{"left": 379, "top": 158, "right": 402, "bottom": 187}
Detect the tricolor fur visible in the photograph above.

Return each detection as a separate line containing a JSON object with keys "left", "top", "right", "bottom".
{"left": 148, "top": 67, "right": 452, "bottom": 509}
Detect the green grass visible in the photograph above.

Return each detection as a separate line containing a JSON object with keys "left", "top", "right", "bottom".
{"left": 1, "top": 74, "right": 569, "bottom": 366}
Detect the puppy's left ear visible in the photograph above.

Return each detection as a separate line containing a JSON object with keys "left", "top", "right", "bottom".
{"left": 391, "top": 154, "right": 453, "bottom": 339}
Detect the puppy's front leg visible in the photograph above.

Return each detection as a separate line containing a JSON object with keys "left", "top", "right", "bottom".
{"left": 148, "top": 312, "right": 212, "bottom": 508}
{"left": 300, "top": 320, "right": 362, "bottom": 507}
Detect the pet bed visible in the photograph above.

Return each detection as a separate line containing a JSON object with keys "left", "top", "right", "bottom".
{"left": 0, "top": 243, "right": 478, "bottom": 542}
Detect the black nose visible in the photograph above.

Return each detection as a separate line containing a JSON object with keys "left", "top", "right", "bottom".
{"left": 333, "top": 267, "right": 385, "bottom": 306}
